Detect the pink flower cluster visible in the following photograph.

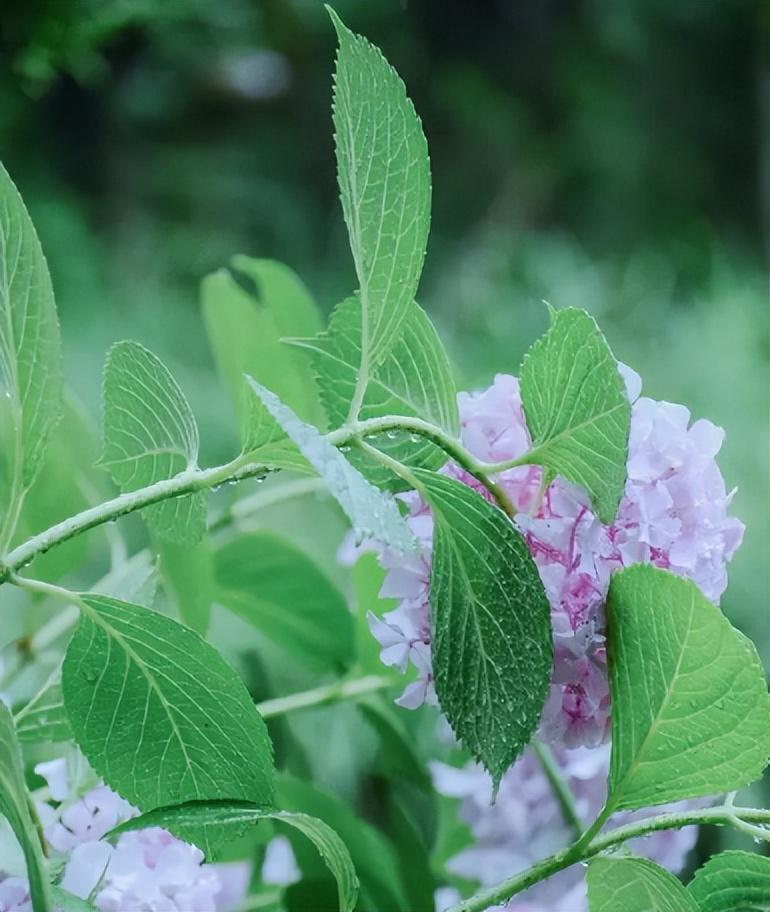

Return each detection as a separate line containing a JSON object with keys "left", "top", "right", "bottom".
{"left": 366, "top": 366, "right": 743, "bottom": 748}
{"left": 432, "top": 743, "right": 701, "bottom": 912}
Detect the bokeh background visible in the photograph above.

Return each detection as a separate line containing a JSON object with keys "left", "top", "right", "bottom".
{"left": 0, "top": 0, "right": 768, "bottom": 891}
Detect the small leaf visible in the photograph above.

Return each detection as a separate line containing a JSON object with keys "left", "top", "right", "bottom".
{"left": 15, "top": 669, "right": 71, "bottom": 743}
{"left": 0, "top": 702, "right": 53, "bottom": 912}
{"left": 415, "top": 470, "right": 552, "bottom": 791}
{"left": 688, "top": 850, "right": 770, "bottom": 911}
{"left": 519, "top": 307, "right": 630, "bottom": 523}
{"left": 99, "top": 341, "right": 205, "bottom": 544}
{"left": 587, "top": 856, "right": 698, "bottom": 912}
{"left": 0, "top": 162, "right": 63, "bottom": 538}
{"left": 110, "top": 801, "right": 358, "bottom": 912}
{"left": 330, "top": 8, "right": 431, "bottom": 370}
{"left": 245, "top": 377, "right": 416, "bottom": 554}
{"left": 62, "top": 594, "right": 274, "bottom": 857}
{"left": 607, "top": 565, "right": 770, "bottom": 811}
{"left": 213, "top": 532, "right": 354, "bottom": 671}
{"left": 49, "top": 887, "right": 97, "bottom": 912}
{"left": 289, "top": 296, "right": 457, "bottom": 486}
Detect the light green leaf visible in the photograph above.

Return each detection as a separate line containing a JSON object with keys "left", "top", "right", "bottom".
{"left": 201, "top": 257, "right": 322, "bottom": 458}
{"left": 351, "top": 552, "right": 398, "bottom": 676}
{"left": 519, "top": 307, "right": 630, "bottom": 523}
{"left": 688, "top": 850, "right": 770, "bottom": 911}
{"left": 330, "top": 9, "right": 431, "bottom": 371}
{"left": 0, "top": 702, "right": 53, "bottom": 912}
{"left": 289, "top": 295, "right": 457, "bottom": 486}
{"left": 588, "top": 856, "right": 697, "bottom": 912}
{"left": 61, "top": 594, "right": 274, "bottom": 857}
{"left": 15, "top": 669, "right": 71, "bottom": 743}
{"left": 415, "top": 470, "right": 552, "bottom": 791}
{"left": 99, "top": 340, "right": 205, "bottom": 544}
{"left": 110, "top": 801, "right": 358, "bottom": 912}
{"left": 49, "top": 887, "right": 97, "bottom": 912}
{"left": 213, "top": 532, "right": 354, "bottom": 671}
{"left": 245, "top": 377, "right": 416, "bottom": 554}
{"left": 607, "top": 565, "right": 770, "bottom": 811}
{"left": 0, "top": 162, "right": 62, "bottom": 543}
{"left": 158, "top": 538, "right": 213, "bottom": 635}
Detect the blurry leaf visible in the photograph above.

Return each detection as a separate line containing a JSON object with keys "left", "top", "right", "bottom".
{"left": 214, "top": 532, "right": 353, "bottom": 671}
{"left": 381, "top": 793, "right": 436, "bottom": 912}
{"left": 201, "top": 257, "right": 322, "bottom": 459}
{"left": 520, "top": 307, "right": 630, "bottom": 523}
{"left": 0, "top": 702, "right": 53, "bottom": 911}
{"left": 111, "top": 801, "right": 358, "bottom": 912}
{"left": 245, "top": 377, "right": 416, "bottom": 554}
{"left": 587, "top": 856, "right": 696, "bottom": 911}
{"left": 0, "top": 161, "right": 62, "bottom": 544}
{"left": 289, "top": 296, "right": 457, "bottom": 487}
{"left": 15, "top": 669, "right": 71, "bottom": 743}
{"left": 358, "top": 697, "right": 430, "bottom": 790}
{"left": 93, "top": 550, "right": 157, "bottom": 607}
{"left": 62, "top": 593, "right": 274, "bottom": 857}
{"left": 688, "top": 850, "right": 770, "bottom": 911}
{"left": 415, "top": 470, "right": 552, "bottom": 792}
{"left": 607, "top": 565, "right": 770, "bottom": 811}
{"left": 330, "top": 9, "right": 431, "bottom": 371}
{"left": 351, "top": 552, "right": 397, "bottom": 675}
{"left": 99, "top": 340, "right": 205, "bottom": 545}
{"left": 158, "top": 538, "right": 213, "bottom": 635}
{"left": 277, "top": 774, "right": 408, "bottom": 912}
{"left": 49, "top": 887, "right": 96, "bottom": 912}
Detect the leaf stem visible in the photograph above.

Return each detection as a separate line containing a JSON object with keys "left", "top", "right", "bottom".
{"left": 531, "top": 740, "right": 583, "bottom": 840}
{"left": 256, "top": 674, "right": 395, "bottom": 719}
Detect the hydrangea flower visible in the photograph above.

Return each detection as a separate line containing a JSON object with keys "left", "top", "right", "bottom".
{"left": 362, "top": 366, "right": 743, "bottom": 748}
{"left": 432, "top": 742, "right": 701, "bottom": 911}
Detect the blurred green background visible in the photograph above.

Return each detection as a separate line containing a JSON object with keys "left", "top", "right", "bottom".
{"left": 0, "top": 0, "right": 768, "bottom": 895}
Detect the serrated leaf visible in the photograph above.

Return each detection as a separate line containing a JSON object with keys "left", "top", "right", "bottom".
{"left": 201, "top": 257, "right": 322, "bottom": 459}
{"left": 245, "top": 377, "right": 416, "bottom": 554}
{"left": 289, "top": 295, "right": 457, "bottom": 487}
{"left": 14, "top": 669, "right": 70, "bottom": 743}
{"left": 99, "top": 341, "right": 205, "bottom": 544}
{"left": 0, "top": 162, "right": 62, "bottom": 544}
{"left": 109, "top": 801, "right": 358, "bottom": 912}
{"left": 61, "top": 594, "right": 274, "bottom": 857}
{"left": 415, "top": 470, "right": 552, "bottom": 791}
{"left": 606, "top": 565, "right": 770, "bottom": 811}
{"left": 587, "top": 856, "right": 697, "bottom": 912}
{"left": 213, "top": 532, "right": 354, "bottom": 671}
{"left": 0, "top": 702, "right": 53, "bottom": 911}
{"left": 519, "top": 307, "right": 630, "bottom": 523}
{"left": 330, "top": 9, "right": 431, "bottom": 371}
{"left": 688, "top": 850, "right": 770, "bottom": 911}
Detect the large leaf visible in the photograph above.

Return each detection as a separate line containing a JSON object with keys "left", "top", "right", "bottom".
{"left": 61, "top": 594, "right": 274, "bottom": 856}
{"left": 99, "top": 341, "right": 205, "bottom": 544}
{"left": 14, "top": 669, "right": 71, "bottom": 743}
{"left": 330, "top": 9, "right": 431, "bottom": 372}
{"left": 688, "top": 850, "right": 770, "bottom": 911}
{"left": 110, "top": 801, "right": 358, "bottom": 912}
{"left": 201, "top": 257, "right": 322, "bottom": 458}
{"left": 519, "top": 307, "right": 630, "bottom": 523}
{"left": 0, "top": 162, "right": 62, "bottom": 544}
{"left": 0, "top": 702, "right": 52, "bottom": 911}
{"left": 415, "top": 470, "right": 552, "bottom": 791}
{"left": 246, "top": 377, "right": 416, "bottom": 554}
{"left": 213, "top": 532, "right": 354, "bottom": 671}
{"left": 289, "top": 295, "right": 457, "bottom": 486}
{"left": 587, "top": 857, "right": 697, "bottom": 912}
{"left": 606, "top": 565, "right": 770, "bottom": 811}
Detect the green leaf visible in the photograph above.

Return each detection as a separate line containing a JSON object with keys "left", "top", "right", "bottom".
{"left": 606, "top": 565, "right": 770, "bottom": 811}
{"left": 49, "top": 887, "right": 97, "bottom": 912}
{"left": 99, "top": 340, "right": 205, "bottom": 544}
{"left": 15, "top": 669, "right": 71, "bottom": 743}
{"left": 61, "top": 593, "right": 275, "bottom": 857}
{"left": 201, "top": 257, "right": 322, "bottom": 457}
{"left": 110, "top": 801, "right": 358, "bottom": 912}
{"left": 358, "top": 696, "right": 430, "bottom": 790}
{"left": 519, "top": 307, "right": 630, "bottom": 523}
{"left": 0, "top": 162, "right": 62, "bottom": 541}
{"left": 213, "top": 532, "right": 354, "bottom": 672}
{"left": 158, "top": 538, "right": 213, "bottom": 635}
{"left": 587, "top": 856, "right": 698, "bottom": 912}
{"left": 351, "top": 552, "right": 398, "bottom": 676}
{"left": 688, "top": 850, "right": 770, "bottom": 911}
{"left": 245, "top": 376, "right": 416, "bottom": 554}
{"left": 414, "top": 469, "right": 552, "bottom": 791}
{"left": 329, "top": 9, "right": 431, "bottom": 370}
{"left": 0, "top": 702, "right": 53, "bottom": 912}
{"left": 289, "top": 296, "right": 457, "bottom": 486}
